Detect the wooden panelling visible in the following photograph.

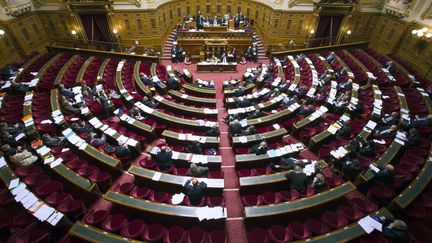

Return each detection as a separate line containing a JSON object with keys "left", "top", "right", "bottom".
{"left": 7, "top": 14, "right": 48, "bottom": 53}
{"left": 369, "top": 15, "right": 407, "bottom": 52}
{"left": 342, "top": 13, "right": 380, "bottom": 43}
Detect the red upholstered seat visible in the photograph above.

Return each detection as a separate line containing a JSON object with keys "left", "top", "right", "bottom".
{"left": 209, "top": 230, "right": 227, "bottom": 243}
{"left": 260, "top": 191, "right": 281, "bottom": 205}
{"left": 287, "top": 221, "right": 311, "bottom": 240}
{"left": 367, "top": 185, "right": 395, "bottom": 204}
{"left": 277, "top": 189, "right": 300, "bottom": 202}
{"left": 23, "top": 174, "right": 50, "bottom": 188}
{"left": 187, "top": 227, "right": 207, "bottom": 243}
{"left": 321, "top": 211, "right": 348, "bottom": 229}
{"left": 66, "top": 159, "right": 88, "bottom": 170}
{"left": 14, "top": 224, "right": 51, "bottom": 243}
{"left": 206, "top": 196, "right": 224, "bottom": 207}
{"left": 120, "top": 219, "right": 146, "bottom": 239}
{"left": 102, "top": 214, "right": 128, "bottom": 233}
{"left": 11, "top": 211, "right": 35, "bottom": 229}
{"left": 15, "top": 165, "right": 43, "bottom": 177}
{"left": 351, "top": 197, "right": 378, "bottom": 214}
{"left": 45, "top": 192, "right": 72, "bottom": 207}
{"left": 35, "top": 181, "right": 63, "bottom": 198}
{"left": 114, "top": 182, "right": 135, "bottom": 194}
{"left": 89, "top": 171, "right": 112, "bottom": 186}
{"left": 130, "top": 186, "right": 152, "bottom": 199}
{"left": 150, "top": 191, "right": 172, "bottom": 203}
{"left": 242, "top": 194, "right": 263, "bottom": 206}
{"left": 84, "top": 210, "right": 109, "bottom": 226}
{"left": 248, "top": 227, "right": 270, "bottom": 243}
{"left": 164, "top": 226, "right": 187, "bottom": 243}
{"left": 142, "top": 223, "right": 167, "bottom": 242}
{"left": 267, "top": 225, "right": 292, "bottom": 243}
{"left": 336, "top": 205, "right": 364, "bottom": 222}
{"left": 304, "top": 218, "right": 330, "bottom": 235}
{"left": 58, "top": 199, "right": 85, "bottom": 218}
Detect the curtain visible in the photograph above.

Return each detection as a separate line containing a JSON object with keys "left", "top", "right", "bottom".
{"left": 79, "top": 14, "right": 111, "bottom": 42}
{"left": 314, "top": 15, "right": 344, "bottom": 46}
{"left": 94, "top": 15, "right": 112, "bottom": 42}
{"left": 80, "top": 15, "right": 94, "bottom": 41}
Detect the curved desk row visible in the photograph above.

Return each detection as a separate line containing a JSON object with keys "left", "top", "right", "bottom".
{"left": 168, "top": 90, "right": 216, "bottom": 107}
{"left": 162, "top": 130, "right": 220, "bottom": 147}
{"left": 146, "top": 146, "right": 222, "bottom": 167}
{"left": 183, "top": 83, "right": 216, "bottom": 97}
{"left": 54, "top": 55, "right": 79, "bottom": 86}
{"left": 133, "top": 61, "right": 152, "bottom": 97}
{"left": 242, "top": 102, "right": 302, "bottom": 127}
{"left": 128, "top": 165, "right": 224, "bottom": 189}
{"left": 245, "top": 182, "right": 356, "bottom": 218}
{"left": 103, "top": 190, "right": 227, "bottom": 219}
{"left": 235, "top": 142, "right": 305, "bottom": 165}
{"left": 154, "top": 95, "right": 218, "bottom": 119}
{"left": 232, "top": 128, "right": 288, "bottom": 147}
{"left": 223, "top": 82, "right": 255, "bottom": 97}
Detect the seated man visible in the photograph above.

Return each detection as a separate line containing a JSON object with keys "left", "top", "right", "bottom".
{"left": 376, "top": 125, "right": 398, "bottom": 139}
{"left": 184, "top": 178, "right": 207, "bottom": 206}
{"left": 271, "top": 157, "right": 310, "bottom": 171}
{"left": 251, "top": 141, "right": 268, "bottom": 155}
{"left": 379, "top": 216, "right": 409, "bottom": 243}
{"left": 242, "top": 125, "right": 257, "bottom": 136}
{"left": 189, "top": 163, "right": 209, "bottom": 178}
{"left": 384, "top": 61, "right": 396, "bottom": 75}
{"left": 186, "top": 141, "right": 203, "bottom": 154}
{"left": 406, "top": 128, "right": 420, "bottom": 147}
{"left": 336, "top": 79, "right": 352, "bottom": 91}
{"left": 60, "top": 96, "right": 80, "bottom": 114}
{"left": 156, "top": 146, "right": 173, "bottom": 171}
{"left": 0, "top": 122, "right": 25, "bottom": 135}
{"left": 204, "top": 126, "right": 220, "bottom": 136}
{"left": 166, "top": 76, "right": 180, "bottom": 90}
{"left": 336, "top": 68, "right": 348, "bottom": 79}
{"left": 87, "top": 132, "right": 107, "bottom": 147}
{"left": 336, "top": 121, "right": 352, "bottom": 139}
{"left": 380, "top": 112, "right": 400, "bottom": 127}
{"left": 142, "top": 96, "right": 158, "bottom": 108}
{"left": 71, "top": 121, "right": 93, "bottom": 133}
{"left": 42, "top": 133, "right": 65, "bottom": 147}
{"left": 115, "top": 143, "right": 131, "bottom": 158}
{"left": 171, "top": 45, "right": 178, "bottom": 63}
{"left": 357, "top": 139, "right": 376, "bottom": 157}
{"left": 372, "top": 164, "right": 394, "bottom": 185}
{"left": 326, "top": 51, "right": 336, "bottom": 64}
{"left": 311, "top": 173, "right": 328, "bottom": 193}
{"left": 1, "top": 145, "right": 38, "bottom": 167}
{"left": 129, "top": 107, "right": 145, "bottom": 120}
{"left": 140, "top": 73, "right": 154, "bottom": 86}
{"left": 410, "top": 114, "right": 432, "bottom": 127}
{"left": 285, "top": 165, "right": 309, "bottom": 194}
{"left": 297, "top": 104, "right": 314, "bottom": 116}
{"left": 228, "top": 120, "right": 244, "bottom": 136}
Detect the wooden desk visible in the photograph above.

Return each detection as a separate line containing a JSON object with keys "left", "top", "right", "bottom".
{"left": 392, "top": 158, "right": 432, "bottom": 209}
{"left": 128, "top": 165, "right": 224, "bottom": 189}
{"left": 299, "top": 208, "right": 393, "bottom": 243}
{"left": 203, "top": 25, "right": 228, "bottom": 32}
{"left": 134, "top": 61, "right": 152, "bottom": 97}
{"left": 358, "top": 139, "right": 402, "bottom": 183}
{"left": 168, "top": 90, "right": 216, "bottom": 107}
{"left": 162, "top": 130, "right": 220, "bottom": 147}
{"left": 242, "top": 102, "right": 302, "bottom": 128}
{"left": 240, "top": 160, "right": 327, "bottom": 187}
{"left": 97, "top": 58, "right": 109, "bottom": 84}
{"left": 154, "top": 95, "right": 218, "bottom": 119}
{"left": 70, "top": 221, "right": 142, "bottom": 243}
{"left": 196, "top": 62, "right": 237, "bottom": 73}
{"left": 223, "top": 83, "right": 255, "bottom": 97}
{"left": 245, "top": 182, "right": 356, "bottom": 218}
{"left": 104, "top": 190, "right": 227, "bottom": 219}
{"left": 146, "top": 146, "right": 222, "bottom": 167}
{"left": 183, "top": 83, "right": 216, "bottom": 97}
{"left": 76, "top": 56, "right": 94, "bottom": 85}
{"left": 342, "top": 50, "right": 371, "bottom": 83}
{"left": 232, "top": 128, "right": 288, "bottom": 147}
{"left": 117, "top": 113, "right": 155, "bottom": 138}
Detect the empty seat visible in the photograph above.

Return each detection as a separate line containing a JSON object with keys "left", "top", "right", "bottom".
{"left": 287, "top": 221, "right": 311, "bottom": 240}
{"left": 320, "top": 211, "right": 348, "bottom": 229}
{"left": 142, "top": 223, "right": 167, "bottom": 242}
{"left": 336, "top": 205, "right": 364, "bottom": 222}
{"left": 351, "top": 197, "right": 378, "bottom": 214}
{"left": 57, "top": 199, "right": 85, "bottom": 218}
{"left": 248, "top": 227, "right": 270, "bottom": 243}
{"left": 164, "top": 225, "right": 187, "bottom": 243}
{"left": 35, "top": 181, "right": 63, "bottom": 198}
{"left": 120, "top": 219, "right": 146, "bottom": 239}
{"left": 102, "top": 214, "right": 128, "bottom": 233}
{"left": 242, "top": 194, "right": 263, "bottom": 206}
{"left": 209, "top": 230, "right": 227, "bottom": 243}
{"left": 304, "top": 218, "right": 330, "bottom": 235}
{"left": 187, "top": 227, "right": 207, "bottom": 243}
{"left": 83, "top": 210, "right": 109, "bottom": 226}
{"left": 267, "top": 225, "right": 292, "bottom": 243}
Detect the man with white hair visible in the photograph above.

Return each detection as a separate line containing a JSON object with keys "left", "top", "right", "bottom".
{"left": 379, "top": 216, "right": 409, "bottom": 243}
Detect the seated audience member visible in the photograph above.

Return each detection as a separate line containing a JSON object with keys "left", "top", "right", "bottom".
{"left": 156, "top": 146, "right": 173, "bottom": 171}
{"left": 236, "top": 98, "right": 252, "bottom": 108}
{"left": 377, "top": 125, "right": 398, "bottom": 139}
{"left": 1, "top": 131, "right": 17, "bottom": 145}
{"left": 384, "top": 61, "right": 396, "bottom": 75}
{"left": 0, "top": 122, "right": 25, "bottom": 135}
{"left": 341, "top": 158, "right": 361, "bottom": 173}
{"left": 229, "top": 120, "right": 244, "bottom": 136}
{"left": 71, "top": 121, "right": 93, "bottom": 133}
{"left": 186, "top": 141, "right": 203, "bottom": 154}
{"left": 381, "top": 112, "right": 400, "bottom": 127}
{"left": 87, "top": 132, "right": 107, "bottom": 147}
{"left": 282, "top": 94, "right": 298, "bottom": 107}
{"left": 325, "top": 51, "right": 336, "bottom": 64}
{"left": 297, "top": 104, "right": 314, "bottom": 116}
{"left": 184, "top": 178, "right": 207, "bottom": 206}
{"left": 406, "top": 128, "right": 420, "bottom": 147}
{"left": 140, "top": 73, "right": 154, "bottom": 86}
{"left": 336, "top": 121, "right": 352, "bottom": 139}
{"left": 358, "top": 139, "right": 376, "bottom": 157}
{"left": 129, "top": 107, "right": 144, "bottom": 119}
{"left": 97, "top": 90, "right": 111, "bottom": 118}
{"left": 285, "top": 165, "right": 309, "bottom": 194}
{"left": 60, "top": 96, "right": 80, "bottom": 114}
{"left": 247, "top": 110, "right": 265, "bottom": 119}
{"left": 379, "top": 216, "right": 409, "bottom": 243}
{"left": 204, "top": 126, "right": 220, "bottom": 136}
{"left": 319, "top": 70, "right": 332, "bottom": 83}
{"left": 42, "top": 134, "right": 65, "bottom": 147}
{"left": 336, "top": 68, "right": 348, "bottom": 79}
{"left": 271, "top": 157, "right": 310, "bottom": 171}
{"left": 242, "top": 125, "right": 257, "bottom": 135}
{"left": 372, "top": 164, "right": 394, "bottom": 185}
{"left": 334, "top": 92, "right": 350, "bottom": 109}
{"left": 410, "top": 114, "right": 432, "bottom": 127}
{"left": 115, "top": 143, "right": 131, "bottom": 158}
{"left": 1, "top": 145, "right": 38, "bottom": 166}
{"left": 59, "top": 84, "right": 74, "bottom": 98}
{"left": 166, "top": 76, "right": 180, "bottom": 90}
{"left": 1, "top": 64, "right": 17, "bottom": 79}
{"left": 189, "top": 163, "right": 209, "bottom": 177}
{"left": 311, "top": 173, "right": 328, "bottom": 192}
{"left": 142, "top": 96, "right": 158, "bottom": 108}
{"left": 234, "top": 86, "right": 246, "bottom": 97}
{"left": 336, "top": 78, "right": 352, "bottom": 91}
{"left": 251, "top": 141, "right": 268, "bottom": 155}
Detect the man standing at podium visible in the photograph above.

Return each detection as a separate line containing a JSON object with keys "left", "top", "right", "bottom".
{"left": 171, "top": 45, "right": 178, "bottom": 63}
{"left": 195, "top": 11, "right": 203, "bottom": 30}
{"left": 234, "top": 13, "right": 240, "bottom": 29}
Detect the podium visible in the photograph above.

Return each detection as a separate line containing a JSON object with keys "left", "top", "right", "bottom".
{"left": 204, "top": 39, "right": 228, "bottom": 60}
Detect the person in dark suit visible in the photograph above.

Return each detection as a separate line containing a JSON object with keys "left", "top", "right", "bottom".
{"left": 372, "top": 164, "right": 394, "bottom": 185}
{"left": 379, "top": 216, "right": 409, "bottom": 243}
{"left": 189, "top": 163, "right": 209, "bottom": 177}
{"left": 42, "top": 133, "right": 65, "bottom": 147}
{"left": 71, "top": 121, "right": 93, "bottom": 133}
{"left": 377, "top": 125, "right": 398, "bottom": 139}
{"left": 410, "top": 114, "right": 432, "bottom": 127}
{"left": 285, "top": 165, "right": 309, "bottom": 194}
{"left": 234, "top": 86, "right": 246, "bottom": 97}
{"left": 336, "top": 79, "right": 352, "bottom": 91}
{"left": 204, "top": 126, "right": 220, "bottom": 136}
{"left": 156, "top": 146, "right": 173, "bottom": 171}
{"left": 236, "top": 98, "right": 252, "bottom": 108}
{"left": 166, "top": 77, "right": 180, "bottom": 90}
{"left": 358, "top": 139, "right": 376, "bottom": 157}
{"left": 384, "top": 61, "right": 396, "bottom": 75}
{"left": 0, "top": 122, "right": 25, "bottom": 135}
{"left": 140, "top": 73, "right": 154, "bottom": 86}
{"left": 229, "top": 120, "right": 243, "bottom": 136}
{"left": 115, "top": 144, "right": 131, "bottom": 158}
{"left": 271, "top": 157, "right": 310, "bottom": 171}
{"left": 195, "top": 13, "right": 204, "bottom": 30}
{"left": 297, "top": 104, "right": 314, "bottom": 116}
{"left": 406, "top": 128, "right": 420, "bottom": 147}
{"left": 380, "top": 112, "right": 400, "bottom": 127}
{"left": 336, "top": 121, "right": 352, "bottom": 139}
{"left": 186, "top": 141, "right": 203, "bottom": 154}
{"left": 251, "top": 141, "right": 268, "bottom": 155}
{"left": 184, "top": 178, "right": 207, "bottom": 206}
{"left": 311, "top": 173, "right": 328, "bottom": 193}
{"left": 171, "top": 45, "right": 178, "bottom": 63}
{"left": 142, "top": 96, "right": 158, "bottom": 108}
{"left": 242, "top": 125, "right": 257, "bottom": 135}
{"left": 336, "top": 68, "right": 348, "bottom": 79}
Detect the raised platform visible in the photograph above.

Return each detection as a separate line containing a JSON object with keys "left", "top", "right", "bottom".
{"left": 197, "top": 62, "right": 237, "bottom": 73}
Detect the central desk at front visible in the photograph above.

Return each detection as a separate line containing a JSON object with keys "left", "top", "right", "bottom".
{"left": 196, "top": 62, "right": 237, "bottom": 73}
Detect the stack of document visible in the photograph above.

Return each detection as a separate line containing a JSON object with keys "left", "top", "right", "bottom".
{"left": 195, "top": 206, "right": 225, "bottom": 221}
{"left": 358, "top": 216, "right": 383, "bottom": 234}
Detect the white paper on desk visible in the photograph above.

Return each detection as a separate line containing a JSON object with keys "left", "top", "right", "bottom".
{"left": 44, "top": 155, "right": 55, "bottom": 164}
{"left": 11, "top": 182, "right": 26, "bottom": 196}
{"left": 171, "top": 151, "right": 180, "bottom": 160}
{"left": 327, "top": 125, "right": 338, "bottom": 135}
{"left": 358, "top": 216, "right": 375, "bottom": 234}
{"left": 50, "top": 159, "right": 62, "bottom": 168}
{"left": 14, "top": 133, "right": 25, "bottom": 141}
{"left": 239, "top": 119, "right": 247, "bottom": 127}
{"left": 126, "top": 139, "right": 138, "bottom": 147}
{"left": 9, "top": 178, "right": 20, "bottom": 189}
{"left": 105, "top": 128, "right": 116, "bottom": 136}
{"left": 67, "top": 135, "right": 80, "bottom": 145}
{"left": 34, "top": 204, "right": 55, "bottom": 221}
{"left": 23, "top": 194, "right": 38, "bottom": 209}
{"left": 178, "top": 134, "right": 186, "bottom": 140}
{"left": 303, "top": 163, "right": 316, "bottom": 176}
{"left": 78, "top": 142, "right": 88, "bottom": 150}
{"left": 0, "top": 157, "right": 6, "bottom": 168}
{"left": 171, "top": 193, "right": 185, "bottom": 205}
{"left": 36, "top": 146, "right": 51, "bottom": 156}
{"left": 273, "top": 124, "right": 280, "bottom": 130}
{"left": 369, "top": 164, "right": 380, "bottom": 173}
{"left": 152, "top": 172, "right": 162, "bottom": 181}
{"left": 238, "top": 136, "right": 247, "bottom": 144}
{"left": 116, "top": 135, "right": 128, "bottom": 144}
{"left": 14, "top": 189, "right": 30, "bottom": 202}
{"left": 48, "top": 212, "right": 64, "bottom": 226}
